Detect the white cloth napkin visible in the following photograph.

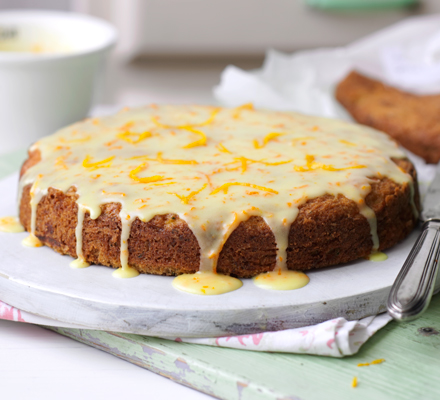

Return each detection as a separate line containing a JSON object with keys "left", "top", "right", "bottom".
{"left": 214, "top": 13, "right": 440, "bottom": 117}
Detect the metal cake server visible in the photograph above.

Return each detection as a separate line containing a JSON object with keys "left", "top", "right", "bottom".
{"left": 387, "top": 163, "right": 440, "bottom": 321}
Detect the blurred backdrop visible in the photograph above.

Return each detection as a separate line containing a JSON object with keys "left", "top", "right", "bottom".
{"left": 1, "top": 0, "right": 439, "bottom": 106}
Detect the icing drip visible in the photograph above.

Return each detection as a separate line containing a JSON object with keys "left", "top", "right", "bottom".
{"left": 0, "top": 216, "right": 24, "bottom": 233}
{"left": 263, "top": 213, "right": 297, "bottom": 271}
{"left": 17, "top": 105, "right": 416, "bottom": 291}
{"left": 22, "top": 177, "right": 43, "bottom": 247}
{"left": 70, "top": 206, "right": 90, "bottom": 269}
{"left": 359, "top": 204, "right": 379, "bottom": 251}
{"left": 112, "top": 211, "right": 139, "bottom": 278}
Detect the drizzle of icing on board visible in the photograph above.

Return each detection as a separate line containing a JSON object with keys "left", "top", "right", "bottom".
{"left": 253, "top": 270, "right": 310, "bottom": 291}
{"left": 0, "top": 216, "right": 24, "bottom": 233}
{"left": 18, "top": 104, "right": 414, "bottom": 291}
{"left": 173, "top": 271, "right": 242, "bottom": 295}
{"left": 70, "top": 258, "right": 90, "bottom": 269}
{"left": 112, "top": 266, "right": 140, "bottom": 279}
{"left": 22, "top": 234, "right": 42, "bottom": 247}
{"left": 368, "top": 251, "right": 388, "bottom": 262}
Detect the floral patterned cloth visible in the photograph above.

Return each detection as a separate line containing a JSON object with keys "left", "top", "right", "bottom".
{"left": 0, "top": 299, "right": 391, "bottom": 357}
{"left": 172, "top": 314, "right": 392, "bottom": 357}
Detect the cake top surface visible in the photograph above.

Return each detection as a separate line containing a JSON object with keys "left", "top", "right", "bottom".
{"left": 20, "top": 104, "right": 414, "bottom": 274}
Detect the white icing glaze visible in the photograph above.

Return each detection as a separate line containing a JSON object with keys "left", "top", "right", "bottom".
{"left": 253, "top": 270, "right": 310, "bottom": 291}
{"left": 18, "top": 104, "right": 415, "bottom": 282}
{"left": 70, "top": 206, "right": 90, "bottom": 268}
{"left": 0, "top": 216, "right": 25, "bottom": 233}
{"left": 173, "top": 271, "right": 242, "bottom": 295}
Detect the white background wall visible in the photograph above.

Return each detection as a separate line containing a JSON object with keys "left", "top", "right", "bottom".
{"left": 71, "top": 0, "right": 440, "bottom": 58}
{"left": 2, "top": 0, "right": 440, "bottom": 59}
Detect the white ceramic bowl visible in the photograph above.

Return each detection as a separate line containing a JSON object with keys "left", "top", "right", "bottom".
{"left": 0, "top": 10, "right": 117, "bottom": 155}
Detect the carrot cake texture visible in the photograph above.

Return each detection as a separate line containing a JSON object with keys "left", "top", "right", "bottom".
{"left": 17, "top": 104, "right": 420, "bottom": 293}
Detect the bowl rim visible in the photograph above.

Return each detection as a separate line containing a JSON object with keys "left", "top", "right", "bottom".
{"left": 0, "top": 9, "right": 117, "bottom": 63}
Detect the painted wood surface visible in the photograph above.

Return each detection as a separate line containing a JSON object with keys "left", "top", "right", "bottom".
{"left": 46, "top": 294, "right": 440, "bottom": 400}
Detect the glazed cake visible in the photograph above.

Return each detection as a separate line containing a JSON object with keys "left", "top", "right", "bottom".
{"left": 18, "top": 104, "right": 419, "bottom": 282}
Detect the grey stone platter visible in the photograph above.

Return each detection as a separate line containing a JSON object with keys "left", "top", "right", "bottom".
{"left": 0, "top": 174, "right": 422, "bottom": 337}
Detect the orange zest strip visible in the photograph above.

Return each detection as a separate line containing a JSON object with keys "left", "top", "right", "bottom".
{"left": 294, "top": 155, "right": 366, "bottom": 172}
{"left": 210, "top": 182, "right": 278, "bottom": 195}
{"left": 157, "top": 151, "right": 198, "bottom": 164}
{"left": 150, "top": 182, "right": 177, "bottom": 186}
{"left": 352, "top": 377, "right": 358, "bottom": 388}
{"left": 371, "top": 359, "right": 385, "bottom": 365}
{"left": 169, "top": 183, "right": 208, "bottom": 204}
{"left": 232, "top": 103, "right": 254, "bottom": 119}
{"left": 339, "top": 139, "right": 356, "bottom": 147}
{"left": 235, "top": 156, "right": 249, "bottom": 174}
{"left": 60, "top": 134, "right": 91, "bottom": 144}
{"left": 129, "top": 162, "right": 170, "bottom": 184}
{"left": 197, "top": 108, "right": 221, "bottom": 127}
{"left": 82, "top": 155, "right": 115, "bottom": 169}
{"left": 117, "top": 130, "right": 152, "bottom": 144}
{"left": 130, "top": 152, "right": 198, "bottom": 164}
{"left": 357, "top": 363, "right": 370, "bottom": 367}
{"left": 55, "top": 151, "right": 72, "bottom": 170}
{"left": 216, "top": 143, "right": 232, "bottom": 154}
{"left": 102, "top": 190, "right": 126, "bottom": 197}
{"left": 291, "top": 136, "right": 313, "bottom": 145}
{"left": 254, "top": 132, "right": 285, "bottom": 149}
{"left": 227, "top": 156, "right": 292, "bottom": 173}
{"left": 260, "top": 159, "right": 292, "bottom": 166}
{"left": 151, "top": 108, "right": 220, "bottom": 129}
{"left": 182, "top": 127, "right": 207, "bottom": 148}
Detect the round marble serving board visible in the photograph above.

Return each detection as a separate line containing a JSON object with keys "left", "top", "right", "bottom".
{"left": 0, "top": 173, "right": 423, "bottom": 337}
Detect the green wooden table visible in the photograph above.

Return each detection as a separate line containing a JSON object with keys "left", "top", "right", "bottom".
{"left": 2, "top": 149, "right": 440, "bottom": 400}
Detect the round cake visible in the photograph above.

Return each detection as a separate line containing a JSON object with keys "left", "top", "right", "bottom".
{"left": 18, "top": 104, "right": 419, "bottom": 279}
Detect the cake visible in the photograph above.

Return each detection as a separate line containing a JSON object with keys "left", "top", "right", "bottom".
{"left": 18, "top": 104, "right": 419, "bottom": 285}
{"left": 336, "top": 70, "right": 440, "bottom": 164}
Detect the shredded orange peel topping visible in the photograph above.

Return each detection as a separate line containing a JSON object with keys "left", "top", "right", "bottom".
{"left": 228, "top": 156, "right": 293, "bottom": 174}
{"left": 60, "top": 134, "right": 91, "bottom": 144}
{"left": 169, "top": 183, "right": 208, "bottom": 204}
{"left": 216, "top": 143, "right": 232, "bottom": 154}
{"left": 83, "top": 155, "right": 115, "bottom": 169}
{"left": 210, "top": 182, "right": 278, "bottom": 195}
{"left": 131, "top": 152, "right": 198, "bottom": 165}
{"left": 254, "top": 132, "right": 285, "bottom": 149}
{"left": 232, "top": 103, "right": 254, "bottom": 119}
{"left": 339, "top": 139, "right": 356, "bottom": 147}
{"left": 102, "top": 190, "right": 126, "bottom": 197}
{"left": 182, "top": 127, "right": 207, "bottom": 148}
{"left": 150, "top": 108, "right": 221, "bottom": 148}
{"left": 294, "top": 155, "right": 366, "bottom": 172}
{"left": 129, "top": 162, "right": 170, "bottom": 184}
{"left": 151, "top": 108, "right": 221, "bottom": 130}
{"left": 291, "top": 136, "right": 314, "bottom": 145}
{"left": 117, "top": 130, "right": 152, "bottom": 144}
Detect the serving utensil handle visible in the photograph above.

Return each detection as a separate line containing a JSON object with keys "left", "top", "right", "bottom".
{"left": 387, "top": 219, "right": 440, "bottom": 321}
